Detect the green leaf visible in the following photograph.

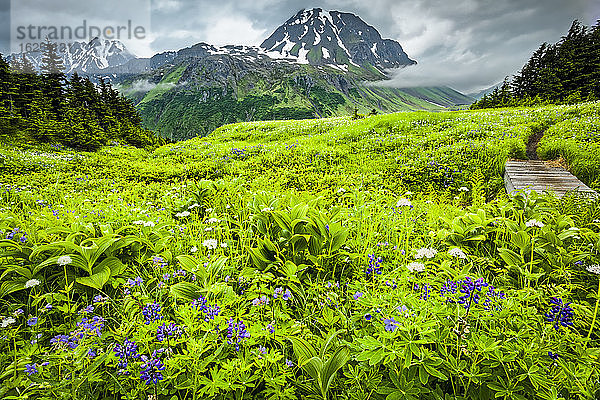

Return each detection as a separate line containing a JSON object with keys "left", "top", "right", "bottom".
{"left": 76, "top": 261, "right": 111, "bottom": 290}
{"left": 169, "top": 281, "right": 203, "bottom": 301}
{"left": 418, "top": 366, "right": 429, "bottom": 385}
{"left": 321, "top": 346, "right": 350, "bottom": 396}
{"left": 34, "top": 253, "right": 89, "bottom": 276}
{"left": 329, "top": 226, "right": 349, "bottom": 252}
{"left": 498, "top": 247, "right": 523, "bottom": 267}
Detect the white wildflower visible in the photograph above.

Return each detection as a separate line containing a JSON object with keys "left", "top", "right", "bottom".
{"left": 407, "top": 262, "right": 425, "bottom": 273}
{"left": 448, "top": 247, "right": 468, "bottom": 259}
{"left": 57, "top": 255, "right": 72, "bottom": 266}
{"left": 220, "top": 242, "right": 228, "bottom": 248}
{"left": 175, "top": 211, "right": 191, "bottom": 218}
{"left": 206, "top": 217, "right": 220, "bottom": 224}
{"left": 261, "top": 207, "right": 274, "bottom": 212}
{"left": 414, "top": 248, "right": 438, "bottom": 259}
{"left": 203, "top": 239, "right": 218, "bottom": 250}
{"left": 143, "top": 221, "right": 155, "bottom": 227}
{"left": 1, "top": 316, "right": 16, "bottom": 328}
{"left": 336, "top": 188, "right": 346, "bottom": 194}
{"left": 188, "top": 203, "right": 201, "bottom": 210}
{"left": 205, "top": 208, "right": 213, "bottom": 213}
{"left": 204, "top": 227, "right": 213, "bottom": 232}
{"left": 132, "top": 220, "right": 145, "bottom": 225}
{"left": 24, "top": 279, "right": 41, "bottom": 288}
{"left": 586, "top": 264, "right": 600, "bottom": 275}
{"left": 396, "top": 198, "right": 412, "bottom": 207}
{"left": 525, "top": 219, "right": 544, "bottom": 228}
{"left": 226, "top": 204, "right": 231, "bottom": 209}
{"left": 190, "top": 246, "right": 198, "bottom": 253}
{"left": 459, "top": 187, "right": 469, "bottom": 192}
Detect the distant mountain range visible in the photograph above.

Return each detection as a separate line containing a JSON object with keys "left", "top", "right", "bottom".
{"left": 10, "top": 8, "right": 474, "bottom": 140}
{"left": 9, "top": 37, "right": 136, "bottom": 74}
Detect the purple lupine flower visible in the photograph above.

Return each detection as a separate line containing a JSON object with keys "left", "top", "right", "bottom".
{"left": 156, "top": 322, "right": 181, "bottom": 342}
{"left": 285, "top": 359, "right": 294, "bottom": 367}
{"left": 353, "top": 291, "right": 364, "bottom": 300}
{"left": 142, "top": 302, "right": 163, "bottom": 325}
{"left": 227, "top": 319, "right": 251, "bottom": 351}
{"left": 364, "top": 313, "right": 372, "bottom": 321}
{"left": 544, "top": 297, "right": 574, "bottom": 330}
{"left": 140, "top": 353, "right": 165, "bottom": 385}
{"left": 266, "top": 323, "right": 275, "bottom": 334}
{"left": 27, "top": 317, "right": 38, "bottom": 327}
{"left": 114, "top": 338, "right": 140, "bottom": 372}
{"left": 274, "top": 287, "right": 284, "bottom": 298}
{"left": 366, "top": 254, "right": 383, "bottom": 275}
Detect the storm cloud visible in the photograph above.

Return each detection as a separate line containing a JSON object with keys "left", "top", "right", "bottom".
{"left": 8, "top": 0, "right": 599, "bottom": 92}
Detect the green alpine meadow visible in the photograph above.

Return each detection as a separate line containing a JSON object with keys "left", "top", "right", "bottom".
{"left": 1, "top": 3, "right": 600, "bottom": 400}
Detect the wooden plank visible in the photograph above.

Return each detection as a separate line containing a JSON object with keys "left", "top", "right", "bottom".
{"left": 504, "top": 160, "right": 597, "bottom": 197}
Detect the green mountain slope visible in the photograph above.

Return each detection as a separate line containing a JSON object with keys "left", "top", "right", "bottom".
{"left": 118, "top": 58, "right": 473, "bottom": 141}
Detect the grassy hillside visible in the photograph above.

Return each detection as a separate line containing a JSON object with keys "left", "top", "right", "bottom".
{"left": 1, "top": 103, "right": 600, "bottom": 399}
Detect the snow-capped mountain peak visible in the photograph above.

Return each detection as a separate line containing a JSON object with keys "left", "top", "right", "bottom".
{"left": 260, "top": 8, "right": 416, "bottom": 71}
{"left": 66, "top": 38, "right": 135, "bottom": 72}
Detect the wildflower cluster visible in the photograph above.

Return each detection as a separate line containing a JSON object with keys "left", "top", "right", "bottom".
{"left": 114, "top": 338, "right": 140, "bottom": 373}
{"left": 226, "top": 319, "right": 251, "bottom": 351}
{"left": 415, "top": 247, "right": 437, "bottom": 259}
{"left": 140, "top": 352, "right": 166, "bottom": 385}
{"left": 57, "top": 255, "right": 72, "bottom": 266}
{"left": 152, "top": 256, "right": 168, "bottom": 268}
{"left": 142, "top": 302, "right": 163, "bottom": 325}
{"left": 190, "top": 296, "right": 221, "bottom": 322}
{"left": 253, "top": 295, "right": 270, "bottom": 306}
{"left": 273, "top": 287, "right": 292, "bottom": 300}
{"left": 51, "top": 314, "right": 105, "bottom": 351}
{"left": 366, "top": 254, "right": 383, "bottom": 275}
{"left": 544, "top": 297, "right": 574, "bottom": 330}
{"left": 4, "top": 227, "right": 28, "bottom": 243}
{"left": 126, "top": 276, "right": 143, "bottom": 287}
{"left": 156, "top": 322, "right": 182, "bottom": 342}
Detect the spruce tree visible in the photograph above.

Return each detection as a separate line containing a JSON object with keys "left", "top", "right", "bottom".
{"left": 40, "top": 38, "right": 66, "bottom": 117}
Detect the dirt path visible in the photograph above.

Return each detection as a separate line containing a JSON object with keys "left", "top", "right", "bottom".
{"left": 526, "top": 130, "right": 544, "bottom": 160}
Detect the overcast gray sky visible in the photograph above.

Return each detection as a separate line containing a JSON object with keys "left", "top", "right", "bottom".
{"left": 5, "top": 0, "right": 599, "bottom": 92}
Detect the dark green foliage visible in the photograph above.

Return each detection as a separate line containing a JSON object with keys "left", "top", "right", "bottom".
{"left": 0, "top": 52, "right": 164, "bottom": 151}
{"left": 139, "top": 88, "right": 316, "bottom": 141}
{"left": 472, "top": 20, "right": 600, "bottom": 109}
{"left": 306, "top": 87, "right": 345, "bottom": 116}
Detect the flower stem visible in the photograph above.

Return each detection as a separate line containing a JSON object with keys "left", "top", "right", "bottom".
{"left": 586, "top": 279, "right": 600, "bottom": 342}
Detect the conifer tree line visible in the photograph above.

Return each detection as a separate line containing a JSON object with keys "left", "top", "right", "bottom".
{"left": 472, "top": 20, "right": 600, "bottom": 109}
{"left": 0, "top": 39, "right": 164, "bottom": 150}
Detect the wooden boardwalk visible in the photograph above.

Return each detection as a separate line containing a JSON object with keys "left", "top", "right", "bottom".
{"left": 504, "top": 160, "right": 597, "bottom": 197}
